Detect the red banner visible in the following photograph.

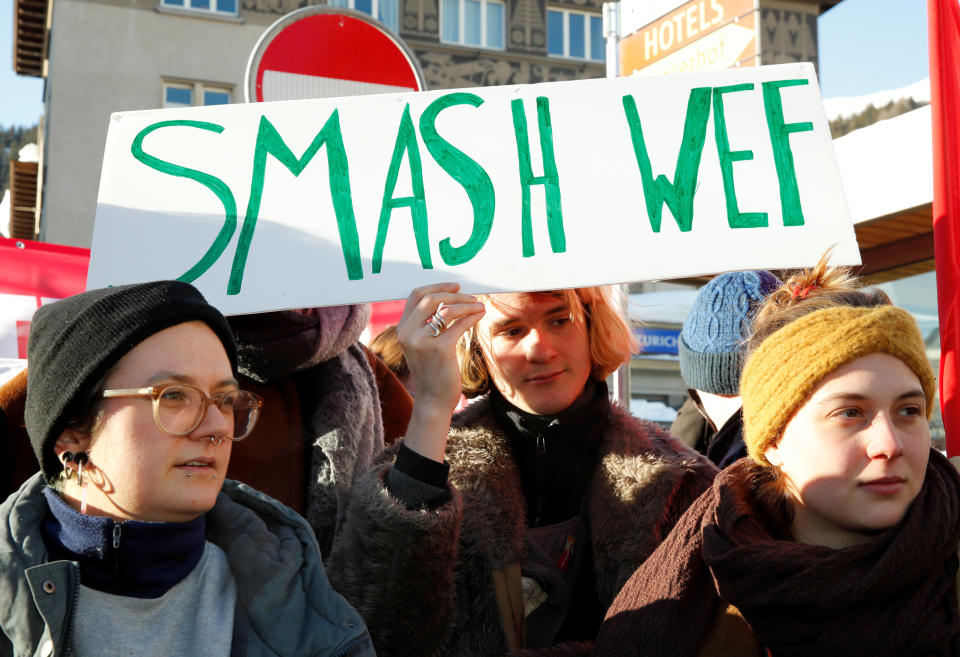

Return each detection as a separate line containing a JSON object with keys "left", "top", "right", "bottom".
{"left": 929, "top": 0, "right": 960, "bottom": 455}
{"left": 0, "top": 237, "right": 89, "bottom": 298}
{"left": 0, "top": 238, "right": 90, "bottom": 359}
{"left": 367, "top": 299, "right": 405, "bottom": 343}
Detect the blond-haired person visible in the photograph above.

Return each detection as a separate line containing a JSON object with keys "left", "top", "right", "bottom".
{"left": 329, "top": 284, "right": 716, "bottom": 656}
{"left": 597, "top": 258, "right": 957, "bottom": 656}
{"left": 369, "top": 324, "right": 416, "bottom": 397}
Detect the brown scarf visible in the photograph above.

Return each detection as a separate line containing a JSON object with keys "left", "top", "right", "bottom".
{"left": 598, "top": 449, "right": 960, "bottom": 657}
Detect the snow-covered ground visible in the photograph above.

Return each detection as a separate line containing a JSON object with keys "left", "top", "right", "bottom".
{"left": 822, "top": 78, "right": 930, "bottom": 121}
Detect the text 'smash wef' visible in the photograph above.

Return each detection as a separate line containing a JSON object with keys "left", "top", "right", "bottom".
{"left": 88, "top": 64, "right": 860, "bottom": 315}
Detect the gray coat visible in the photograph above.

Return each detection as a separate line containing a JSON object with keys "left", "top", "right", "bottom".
{"left": 0, "top": 474, "right": 375, "bottom": 657}
{"left": 328, "top": 397, "right": 718, "bottom": 657}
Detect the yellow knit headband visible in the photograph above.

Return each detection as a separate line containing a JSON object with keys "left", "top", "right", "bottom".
{"left": 741, "top": 305, "right": 935, "bottom": 465}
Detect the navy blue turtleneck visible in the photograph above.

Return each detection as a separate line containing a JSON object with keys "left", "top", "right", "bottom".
{"left": 40, "top": 488, "right": 207, "bottom": 599}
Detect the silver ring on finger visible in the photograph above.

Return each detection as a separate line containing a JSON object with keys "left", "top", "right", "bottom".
{"left": 427, "top": 303, "right": 447, "bottom": 337}
{"left": 433, "top": 303, "right": 448, "bottom": 330}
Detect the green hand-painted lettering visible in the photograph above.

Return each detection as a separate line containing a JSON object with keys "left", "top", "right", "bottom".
{"left": 231, "top": 112, "right": 362, "bottom": 295}
{"left": 373, "top": 104, "right": 432, "bottom": 274}
{"left": 622, "top": 88, "right": 710, "bottom": 232}
{"left": 511, "top": 96, "right": 565, "bottom": 257}
{"left": 762, "top": 79, "right": 813, "bottom": 227}
{"left": 131, "top": 120, "right": 236, "bottom": 284}
{"left": 420, "top": 92, "right": 496, "bottom": 266}
{"left": 714, "top": 83, "right": 768, "bottom": 228}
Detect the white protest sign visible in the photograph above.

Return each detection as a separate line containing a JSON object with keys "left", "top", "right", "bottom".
{"left": 88, "top": 62, "right": 859, "bottom": 315}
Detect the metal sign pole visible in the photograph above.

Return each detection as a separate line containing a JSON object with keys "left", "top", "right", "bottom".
{"left": 602, "top": 1, "right": 631, "bottom": 410}
{"left": 603, "top": 2, "right": 620, "bottom": 80}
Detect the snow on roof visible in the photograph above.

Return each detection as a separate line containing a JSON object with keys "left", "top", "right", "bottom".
{"left": 17, "top": 143, "right": 39, "bottom": 163}
{"left": 823, "top": 78, "right": 930, "bottom": 122}
{"left": 831, "top": 105, "right": 932, "bottom": 225}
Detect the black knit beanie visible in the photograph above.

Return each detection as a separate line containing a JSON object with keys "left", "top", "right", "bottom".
{"left": 678, "top": 270, "right": 780, "bottom": 395}
{"left": 25, "top": 280, "right": 237, "bottom": 481}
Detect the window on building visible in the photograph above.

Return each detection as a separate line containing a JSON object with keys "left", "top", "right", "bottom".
{"left": 203, "top": 89, "right": 231, "bottom": 105}
{"left": 163, "top": 81, "right": 232, "bottom": 108}
{"left": 441, "top": 0, "right": 505, "bottom": 49}
{"left": 160, "top": 0, "right": 238, "bottom": 15}
{"left": 328, "top": 0, "right": 399, "bottom": 32}
{"left": 547, "top": 9, "right": 604, "bottom": 61}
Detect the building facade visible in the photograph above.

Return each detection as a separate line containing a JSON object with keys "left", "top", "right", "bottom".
{"left": 16, "top": 0, "right": 608, "bottom": 247}
{"left": 18, "top": 0, "right": 938, "bottom": 432}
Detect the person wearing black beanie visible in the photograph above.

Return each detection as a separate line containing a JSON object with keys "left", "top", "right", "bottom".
{"left": 24, "top": 280, "right": 239, "bottom": 483}
{"left": 1, "top": 280, "right": 374, "bottom": 657}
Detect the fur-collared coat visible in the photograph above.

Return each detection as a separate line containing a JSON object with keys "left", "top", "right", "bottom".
{"left": 328, "top": 395, "right": 718, "bottom": 657}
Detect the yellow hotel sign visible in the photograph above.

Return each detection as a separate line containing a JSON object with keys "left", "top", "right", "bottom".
{"left": 620, "top": 0, "right": 758, "bottom": 75}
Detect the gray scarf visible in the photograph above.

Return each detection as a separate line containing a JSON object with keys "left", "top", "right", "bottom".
{"left": 229, "top": 305, "right": 383, "bottom": 556}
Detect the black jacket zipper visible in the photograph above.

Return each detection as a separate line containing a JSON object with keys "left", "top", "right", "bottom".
{"left": 534, "top": 433, "right": 547, "bottom": 527}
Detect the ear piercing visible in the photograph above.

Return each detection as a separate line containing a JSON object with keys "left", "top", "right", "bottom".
{"left": 60, "top": 451, "right": 92, "bottom": 514}
{"left": 60, "top": 451, "right": 89, "bottom": 482}
{"left": 74, "top": 452, "right": 89, "bottom": 488}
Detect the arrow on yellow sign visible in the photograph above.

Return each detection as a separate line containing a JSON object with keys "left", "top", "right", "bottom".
{"left": 629, "top": 23, "right": 756, "bottom": 76}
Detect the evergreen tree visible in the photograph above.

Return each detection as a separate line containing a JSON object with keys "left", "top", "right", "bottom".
{"left": 829, "top": 97, "right": 928, "bottom": 138}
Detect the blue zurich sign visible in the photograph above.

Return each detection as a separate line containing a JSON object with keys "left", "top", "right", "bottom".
{"left": 634, "top": 327, "right": 680, "bottom": 355}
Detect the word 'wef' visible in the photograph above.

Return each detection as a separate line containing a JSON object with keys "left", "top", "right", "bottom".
{"left": 131, "top": 78, "right": 812, "bottom": 295}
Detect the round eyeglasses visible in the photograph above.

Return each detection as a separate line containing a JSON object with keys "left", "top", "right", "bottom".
{"left": 101, "top": 384, "right": 263, "bottom": 441}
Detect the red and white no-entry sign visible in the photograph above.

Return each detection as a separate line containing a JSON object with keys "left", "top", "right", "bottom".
{"left": 245, "top": 6, "right": 427, "bottom": 102}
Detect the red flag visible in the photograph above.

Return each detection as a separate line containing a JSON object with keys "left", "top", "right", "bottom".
{"left": 929, "top": 0, "right": 960, "bottom": 456}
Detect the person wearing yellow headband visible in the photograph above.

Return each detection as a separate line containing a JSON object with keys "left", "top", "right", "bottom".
{"left": 595, "top": 256, "right": 960, "bottom": 657}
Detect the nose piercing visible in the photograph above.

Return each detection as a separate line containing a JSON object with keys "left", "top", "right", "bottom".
{"left": 210, "top": 436, "right": 223, "bottom": 447}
